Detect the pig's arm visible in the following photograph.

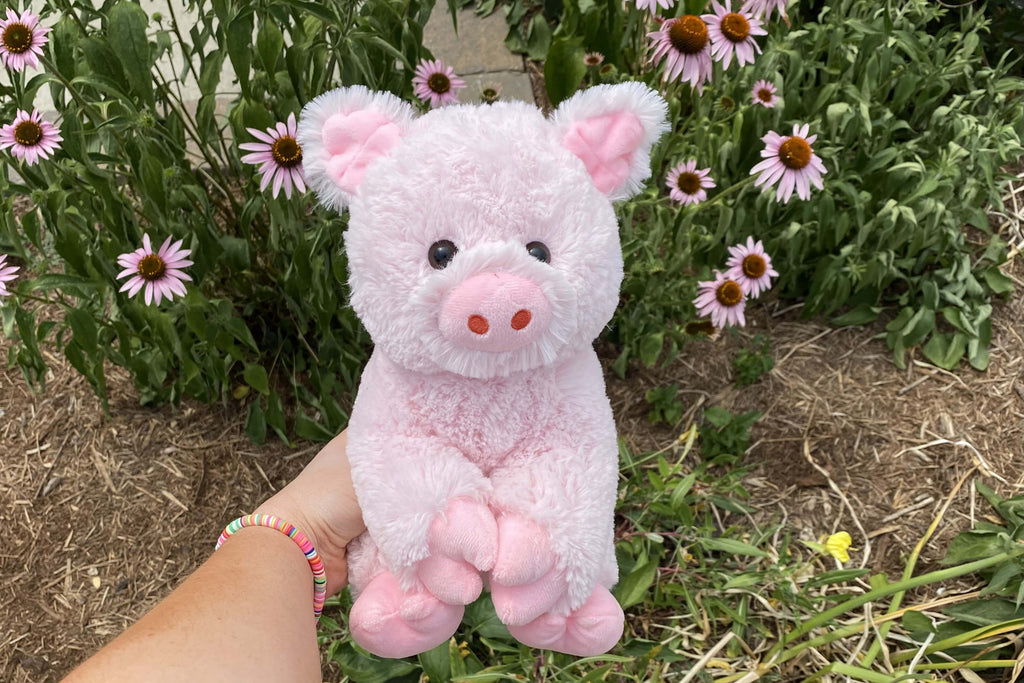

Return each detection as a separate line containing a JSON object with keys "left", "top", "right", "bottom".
{"left": 488, "top": 347, "right": 619, "bottom": 612}
{"left": 346, "top": 352, "right": 496, "bottom": 588}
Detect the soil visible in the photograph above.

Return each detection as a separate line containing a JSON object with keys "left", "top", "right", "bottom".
{"left": 2, "top": 195, "right": 1022, "bottom": 682}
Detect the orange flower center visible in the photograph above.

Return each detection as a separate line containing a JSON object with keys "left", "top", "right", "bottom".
{"left": 757, "top": 87, "right": 774, "bottom": 103}
{"left": 1, "top": 22, "right": 31, "bottom": 53}
{"left": 668, "top": 16, "right": 709, "bottom": 54}
{"left": 676, "top": 171, "right": 702, "bottom": 195}
{"left": 720, "top": 13, "right": 750, "bottom": 43}
{"left": 427, "top": 72, "right": 451, "bottom": 94}
{"left": 778, "top": 137, "right": 812, "bottom": 170}
{"left": 137, "top": 254, "right": 166, "bottom": 281}
{"left": 13, "top": 120, "right": 42, "bottom": 146}
{"left": 742, "top": 254, "right": 766, "bottom": 279}
{"left": 716, "top": 280, "right": 743, "bottom": 306}
{"left": 271, "top": 136, "right": 303, "bottom": 168}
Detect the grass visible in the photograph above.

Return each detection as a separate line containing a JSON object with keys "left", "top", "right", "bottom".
{"left": 315, "top": 421, "right": 1023, "bottom": 683}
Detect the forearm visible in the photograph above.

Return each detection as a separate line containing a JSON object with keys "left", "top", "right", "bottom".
{"left": 63, "top": 527, "right": 321, "bottom": 683}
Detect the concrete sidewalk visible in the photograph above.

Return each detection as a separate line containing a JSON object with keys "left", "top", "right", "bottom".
{"left": 422, "top": 7, "right": 536, "bottom": 105}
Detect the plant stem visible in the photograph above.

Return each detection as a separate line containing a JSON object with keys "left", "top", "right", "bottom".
{"left": 764, "top": 550, "right": 1020, "bottom": 668}
{"left": 699, "top": 174, "right": 757, "bottom": 209}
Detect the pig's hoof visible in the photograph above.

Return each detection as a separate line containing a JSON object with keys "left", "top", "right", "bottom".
{"left": 350, "top": 572, "right": 464, "bottom": 658}
{"left": 507, "top": 585, "right": 623, "bottom": 656}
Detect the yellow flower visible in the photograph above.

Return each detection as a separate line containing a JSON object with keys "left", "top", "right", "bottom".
{"left": 825, "top": 532, "right": 853, "bottom": 563}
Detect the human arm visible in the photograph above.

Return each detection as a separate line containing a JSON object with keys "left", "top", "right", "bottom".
{"left": 62, "top": 431, "right": 366, "bottom": 683}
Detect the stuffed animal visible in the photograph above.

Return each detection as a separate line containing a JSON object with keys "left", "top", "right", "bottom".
{"left": 297, "top": 82, "right": 668, "bottom": 658}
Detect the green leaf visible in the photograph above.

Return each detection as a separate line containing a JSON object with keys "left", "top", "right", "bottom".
{"left": 244, "top": 402, "right": 267, "bottom": 444}
{"left": 544, "top": 38, "right": 585, "bottom": 106}
{"left": 82, "top": 37, "right": 129, "bottom": 92}
{"left": 218, "top": 235, "right": 251, "bottom": 270}
{"left": 722, "top": 573, "right": 761, "bottom": 589}
{"left": 108, "top": 1, "right": 153, "bottom": 108}
{"left": 524, "top": 12, "right": 552, "bottom": 60}
{"left": 243, "top": 363, "right": 270, "bottom": 395}
{"left": 614, "top": 558, "right": 658, "bottom": 609}
{"left": 831, "top": 304, "right": 880, "bottom": 326}
{"left": 922, "top": 332, "right": 966, "bottom": 370}
{"left": 330, "top": 643, "right": 418, "bottom": 683}
{"left": 901, "top": 307, "right": 935, "bottom": 347}
{"left": 943, "top": 531, "right": 1004, "bottom": 565}
{"left": 294, "top": 411, "right": 334, "bottom": 441}
{"left": 983, "top": 266, "right": 1014, "bottom": 295}
{"left": 199, "top": 49, "right": 226, "bottom": 97}
{"left": 418, "top": 640, "right": 451, "bottom": 682}
{"left": 703, "top": 406, "right": 732, "bottom": 428}
{"left": 226, "top": 10, "right": 254, "bottom": 93}
{"left": 256, "top": 21, "right": 284, "bottom": 74}
{"left": 700, "top": 537, "right": 769, "bottom": 558}
{"left": 638, "top": 331, "right": 664, "bottom": 367}
{"left": 901, "top": 610, "right": 935, "bottom": 636}
{"left": 30, "top": 274, "right": 101, "bottom": 295}
{"left": 266, "top": 391, "right": 288, "bottom": 443}
{"left": 140, "top": 154, "right": 167, "bottom": 213}
{"left": 66, "top": 308, "right": 98, "bottom": 350}
{"left": 921, "top": 280, "right": 939, "bottom": 310}
{"left": 669, "top": 472, "right": 697, "bottom": 510}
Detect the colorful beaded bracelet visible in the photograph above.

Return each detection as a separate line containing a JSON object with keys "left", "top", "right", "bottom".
{"left": 215, "top": 513, "right": 327, "bottom": 623}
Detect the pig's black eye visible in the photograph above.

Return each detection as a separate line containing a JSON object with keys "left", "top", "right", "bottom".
{"left": 526, "top": 241, "right": 550, "bottom": 263}
{"left": 428, "top": 240, "right": 458, "bottom": 270}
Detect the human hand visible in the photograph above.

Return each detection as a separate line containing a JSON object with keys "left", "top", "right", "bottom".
{"left": 254, "top": 430, "right": 365, "bottom": 595}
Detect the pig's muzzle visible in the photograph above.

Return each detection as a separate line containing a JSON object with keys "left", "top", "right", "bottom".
{"left": 439, "top": 272, "right": 552, "bottom": 353}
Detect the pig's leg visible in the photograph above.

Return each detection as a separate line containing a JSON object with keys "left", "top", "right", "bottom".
{"left": 486, "top": 350, "right": 623, "bottom": 654}
{"left": 347, "top": 354, "right": 499, "bottom": 596}
{"left": 487, "top": 445, "right": 623, "bottom": 655}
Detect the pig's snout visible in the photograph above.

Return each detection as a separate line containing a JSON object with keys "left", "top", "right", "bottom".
{"left": 440, "top": 273, "right": 551, "bottom": 352}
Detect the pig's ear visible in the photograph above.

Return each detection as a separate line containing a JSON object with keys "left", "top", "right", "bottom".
{"left": 552, "top": 82, "right": 669, "bottom": 201}
{"left": 297, "top": 86, "right": 416, "bottom": 211}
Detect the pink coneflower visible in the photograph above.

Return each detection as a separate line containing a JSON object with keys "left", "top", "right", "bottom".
{"left": 412, "top": 59, "right": 466, "bottom": 109}
{"left": 648, "top": 16, "right": 713, "bottom": 90}
{"left": 752, "top": 79, "right": 778, "bottom": 108}
{"left": 703, "top": 2, "right": 766, "bottom": 69}
{"left": 750, "top": 123, "right": 827, "bottom": 203}
{"left": 239, "top": 113, "right": 306, "bottom": 199}
{"left": 725, "top": 237, "right": 778, "bottom": 297}
{"left": 635, "top": 0, "right": 674, "bottom": 11}
{"left": 666, "top": 160, "right": 715, "bottom": 205}
{"left": 116, "top": 234, "right": 193, "bottom": 306}
{"left": 0, "top": 109, "right": 62, "bottom": 165}
{"left": 0, "top": 253, "right": 19, "bottom": 299}
{"left": 693, "top": 271, "right": 746, "bottom": 328}
{"left": 0, "top": 8, "right": 49, "bottom": 72}
{"left": 742, "top": 0, "right": 790, "bottom": 22}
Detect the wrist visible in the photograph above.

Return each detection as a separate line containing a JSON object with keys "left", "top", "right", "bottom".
{"left": 252, "top": 494, "right": 347, "bottom": 595}
{"left": 217, "top": 513, "right": 327, "bottom": 621}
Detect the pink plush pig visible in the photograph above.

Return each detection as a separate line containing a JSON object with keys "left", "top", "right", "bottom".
{"left": 297, "top": 82, "right": 667, "bottom": 658}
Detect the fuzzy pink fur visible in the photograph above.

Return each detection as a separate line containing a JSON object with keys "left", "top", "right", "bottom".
{"left": 298, "top": 83, "right": 668, "bottom": 657}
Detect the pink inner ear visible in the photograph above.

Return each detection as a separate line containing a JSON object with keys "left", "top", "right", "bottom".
{"left": 321, "top": 109, "right": 403, "bottom": 195}
{"left": 562, "top": 111, "right": 644, "bottom": 195}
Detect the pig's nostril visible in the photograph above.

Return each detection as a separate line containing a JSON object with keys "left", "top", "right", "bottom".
{"left": 510, "top": 309, "right": 532, "bottom": 330}
{"left": 468, "top": 315, "right": 489, "bottom": 335}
